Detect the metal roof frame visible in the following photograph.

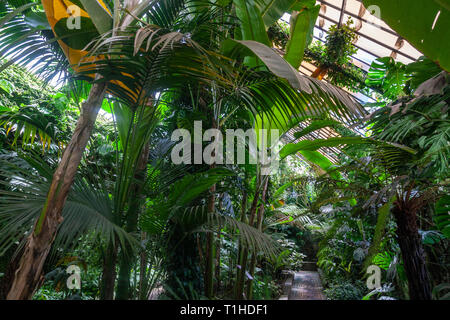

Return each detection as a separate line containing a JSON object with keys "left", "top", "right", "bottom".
{"left": 281, "top": 0, "right": 423, "bottom": 165}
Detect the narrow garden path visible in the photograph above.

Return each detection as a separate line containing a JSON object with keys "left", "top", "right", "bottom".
{"left": 280, "top": 264, "right": 325, "bottom": 300}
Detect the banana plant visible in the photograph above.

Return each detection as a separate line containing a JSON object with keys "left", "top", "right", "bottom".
{"left": 1, "top": 0, "right": 370, "bottom": 300}
{"left": 234, "top": 0, "right": 320, "bottom": 69}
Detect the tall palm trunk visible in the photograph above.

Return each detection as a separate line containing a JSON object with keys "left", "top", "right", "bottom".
{"left": 392, "top": 198, "right": 432, "bottom": 300}
{"left": 204, "top": 184, "right": 216, "bottom": 299}
{"left": 116, "top": 143, "right": 150, "bottom": 300}
{"left": 7, "top": 82, "right": 107, "bottom": 300}
{"left": 100, "top": 240, "right": 118, "bottom": 300}
{"left": 246, "top": 177, "right": 269, "bottom": 299}
{"left": 234, "top": 191, "right": 247, "bottom": 296}
{"left": 204, "top": 116, "right": 217, "bottom": 299}
{"left": 214, "top": 195, "right": 223, "bottom": 294}
{"left": 138, "top": 231, "right": 148, "bottom": 300}
{"left": 235, "top": 187, "right": 261, "bottom": 299}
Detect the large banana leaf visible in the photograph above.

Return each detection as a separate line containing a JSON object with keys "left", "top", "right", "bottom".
{"left": 41, "top": 0, "right": 111, "bottom": 67}
{"left": 284, "top": 3, "right": 319, "bottom": 69}
{"left": 233, "top": 0, "right": 270, "bottom": 45}
{"left": 256, "top": 0, "right": 298, "bottom": 27}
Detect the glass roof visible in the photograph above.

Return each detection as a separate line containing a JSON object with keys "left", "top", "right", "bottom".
{"left": 280, "top": 0, "right": 425, "bottom": 163}
{"left": 282, "top": 0, "right": 424, "bottom": 104}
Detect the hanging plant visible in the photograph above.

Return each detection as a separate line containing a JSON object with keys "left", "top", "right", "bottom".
{"left": 308, "top": 18, "right": 358, "bottom": 80}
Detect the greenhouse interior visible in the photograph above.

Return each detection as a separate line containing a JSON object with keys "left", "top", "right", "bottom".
{"left": 0, "top": 0, "right": 449, "bottom": 304}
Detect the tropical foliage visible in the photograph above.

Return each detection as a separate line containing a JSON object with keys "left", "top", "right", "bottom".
{"left": 0, "top": 0, "right": 448, "bottom": 302}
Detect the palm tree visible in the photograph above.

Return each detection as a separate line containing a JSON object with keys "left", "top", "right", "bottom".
{"left": 0, "top": 0, "right": 217, "bottom": 299}
{"left": 0, "top": 0, "right": 367, "bottom": 300}
{"left": 365, "top": 71, "right": 449, "bottom": 299}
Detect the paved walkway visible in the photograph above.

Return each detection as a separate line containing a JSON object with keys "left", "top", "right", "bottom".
{"left": 280, "top": 270, "right": 325, "bottom": 300}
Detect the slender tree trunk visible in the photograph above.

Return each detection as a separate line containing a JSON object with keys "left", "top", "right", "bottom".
{"left": 6, "top": 82, "right": 107, "bottom": 300}
{"left": 234, "top": 191, "right": 247, "bottom": 297}
{"left": 246, "top": 178, "right": 269, "bottom": 299}
{"left": 116, "top": 143, "right": 149, "bottom": 300}
{"left": 392, "top": 199, "right": 432, "bottom": 300}
{"left": 235, "top": 187, "right": 261, "bottom": 299}
{"left": 214, "top": 196, "right": 223, "bottom": 295}
{"left": 138, "top": 231, "right": 148, "bottom": 300}
{"left": 204, "top": 184, "right": 216, "bottom": 299}
{"left": 204, "top": 116, "right": 218, "bottom": 299}
{"left": 100, "top": 241, "right": 118, "bottom": 300}
{"left": 214, "top": 230, "right": 221, "bottom": 294}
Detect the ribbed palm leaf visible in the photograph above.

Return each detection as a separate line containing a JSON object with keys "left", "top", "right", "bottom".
{"left": 0, "top": 1, "right": 69, "bottom": 83}
{"left": 0, "top": 106, "right": 63, "bottom": 150}
{"left": 140, "top": 168, "right": 280, "bottom": 258}
{"left": 0, "top": 154, "right": 136, "bottom": 257}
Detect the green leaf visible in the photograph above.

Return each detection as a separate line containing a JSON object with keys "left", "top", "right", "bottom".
{"left": 363, "top": 196, "right": 394, "bottom": 270}
{"left": 0, "top": 2, "right": 37, "bottom": 29}
{"left": 366, "top": 57, "right": 407, "bottom": 100}
{"left": 420, "top": 230, "right": 445, "bottom": 245}
{"left": 68, "top": 0, "right": 86, "bottom": 11}
{"left": 232, "top": 39, "right": 313, "bottom": 93}
{"left": 272, "top": 181, "right": 292, "bottom": 203}
{"left": 24, "top": 11, "right": 51, "bottom": 29}
{"left": 362, "top": 0, "right": 450, "bottom": 72}
{"left": 233, "top": 0, "right": 271, "bottom": 47}
{"left": 406, "top": 56, "right": 443, "bottom": 90}
{"left": 141, "top": 168, "right": 235, "bottom": 235}
{"left": 373, "top": 251, "right": 393, "bottom": 270}
{"left": 281, "top": 136, "right": 416, "bottom": 159}
{"left": 280, "top": 137, "right": 372, "bottom": 159}
{"left": 0, "top": 79, "right": 14, "bottom": 94}
{"left": 257, "top": 0, "right": 298, "bottom": 27}
{"left": 53, "top": 17, "right": 100, "bottom": 50}
{"left": 298, "top": 150, "right": 340, "bottom": 179}
{"left": 79, "top": 0, "right": 112, "bottom": 35}
{"left": 434, "top": 195, "right": 450, "bottom": 238}
{"left": 223, "top": 39, "right": 365, "bottom": 120}
{"left": 293, "top": 119, "right": 341, "bottom": 139}
{"left": 284, "top": 4, "right": 319, "bottom": 69}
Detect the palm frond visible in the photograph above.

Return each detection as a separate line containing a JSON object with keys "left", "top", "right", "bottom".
{"left": 0, "top": 154, "right": 136, "bottom": 257}
{"left": 0, "top": 105, "right": 63, "bottom": 150}
{"left": 0, "top": 2, "right": 70, "bottom": 83}
{"left": 177, "top": 204, "right": 280, "bottom": 259}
